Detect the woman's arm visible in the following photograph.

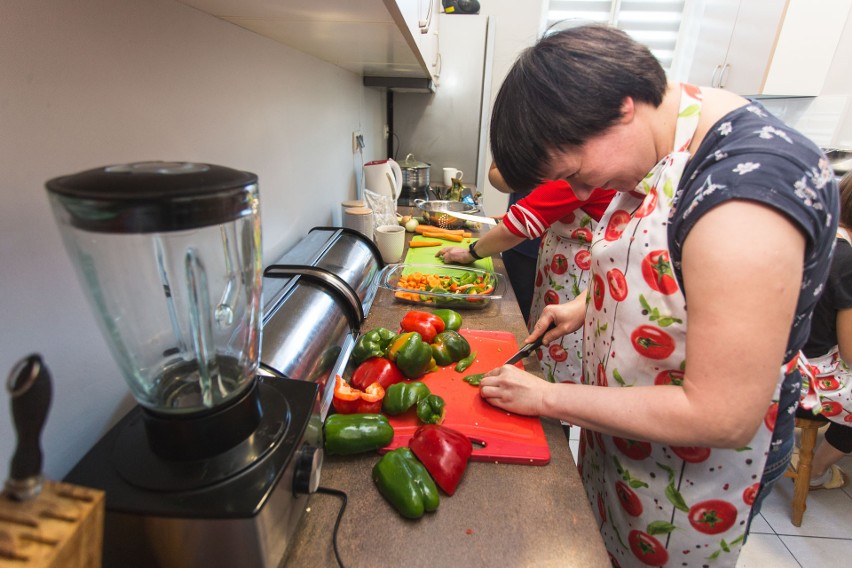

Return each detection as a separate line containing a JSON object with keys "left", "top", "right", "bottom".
{"left": 481, "top": 200, "right": 805, "bottom": 448}
{"left": 437, "top": 222, "right": 525, "bottom": 264}
{"left": 837, "top": 308, "right": 852, "bottom": 363}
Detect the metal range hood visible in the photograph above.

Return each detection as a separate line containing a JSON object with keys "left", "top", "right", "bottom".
{"left": 363, "top": 76, "right": 435, "bottom": 94}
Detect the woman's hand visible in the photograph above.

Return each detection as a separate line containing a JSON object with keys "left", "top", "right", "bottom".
{"left": 436, "top": 246, "right": 473, "bottom": 264}
{"left": 479, "top": 366, "right": 552, "bottom": 416}
{"left": 527, "top": 291, "right": 588, "bottom": 345}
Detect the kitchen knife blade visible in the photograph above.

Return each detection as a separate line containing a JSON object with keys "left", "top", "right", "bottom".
{"left": 503, "top": 323, "right": 557, "bottom": 366}
{"left": 439, "top": 210, "right": 498, "bottom": 225}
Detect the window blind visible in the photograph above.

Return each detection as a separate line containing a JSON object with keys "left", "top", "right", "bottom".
{"left": 545, "top": 0, "right": 686, "bottom": 72}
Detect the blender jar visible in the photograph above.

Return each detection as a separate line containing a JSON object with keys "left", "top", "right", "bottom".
{"left": 46, "top": 162, "right": 262, "bottom": 416}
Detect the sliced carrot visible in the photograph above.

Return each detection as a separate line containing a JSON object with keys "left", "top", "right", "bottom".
{"left": 409, "top": 240, "right": 443, "bottom": 247}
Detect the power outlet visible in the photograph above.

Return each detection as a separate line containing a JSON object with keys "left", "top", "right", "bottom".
{"left": 352, "top": 131, "right": 365, "bottom": 152}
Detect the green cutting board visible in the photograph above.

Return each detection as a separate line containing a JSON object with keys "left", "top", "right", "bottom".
{"left": 404, "top": 235, "right": 494, "bottom": 272}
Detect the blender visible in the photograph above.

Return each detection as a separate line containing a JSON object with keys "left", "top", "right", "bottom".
{"left": 51, "top": 162, "right": 322, "bottom": 567}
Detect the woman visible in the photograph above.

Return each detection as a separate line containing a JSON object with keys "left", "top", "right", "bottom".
{"left": 480, "top": 25, "right": 838, "bottom": 567}
{"left": 793, "top": 171, "right": 852, "bottom": 490}
{"left": 438, "top": 163, "right": 614, "bottom": 383}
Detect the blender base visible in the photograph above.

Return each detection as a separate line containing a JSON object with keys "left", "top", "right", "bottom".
{"left": 64, "top": 376, "right": 322, "bottom": 568}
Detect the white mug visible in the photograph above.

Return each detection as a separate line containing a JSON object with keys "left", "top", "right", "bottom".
{"left": 374, "top": 224, "right": 406, "bottom": 264}
{"left": 442, "top": 167, "right": 463, "bottom": 187}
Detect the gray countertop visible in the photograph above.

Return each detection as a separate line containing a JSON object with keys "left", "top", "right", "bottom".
{"left": 281, "top": 221, "right": 610, "bottom": 567}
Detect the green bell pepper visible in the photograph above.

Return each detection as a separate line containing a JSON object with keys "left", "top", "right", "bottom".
{"left": 323, "top": 413, "right": 394, "bottom": 455}
{"left": 386, "top": 331, "right": 435, "bottom": 379}
{"left": 430, "top": 330, "right": 471, "bottom": 367}
{"left": 431, "top": 309, "right": 463, "bottom": 332}
{"left": 454, "top": 351, "right": 477, "bottom": 373}
{"left": 351, "top": 328, "right": 397, "bottom": 365}
{"left": 416, "top": 394, "right": 446, "bottom": 425}
{"left": 383, "top": 381, "right": 431, "bottom": 415}
{"left": 372, "top": 447, "right": 440, "bottom": 519}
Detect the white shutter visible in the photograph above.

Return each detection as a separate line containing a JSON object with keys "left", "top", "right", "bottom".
{"left": 545, "top": 0, "right": 686, "bottom": 72}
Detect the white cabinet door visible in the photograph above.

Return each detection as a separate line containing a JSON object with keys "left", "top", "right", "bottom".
{"left": 685, "top": 0, "right": 851, "bottom": 97}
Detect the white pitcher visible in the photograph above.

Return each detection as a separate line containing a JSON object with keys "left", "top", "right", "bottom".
{"left": 364, "top": 159, "right": 402, "bottom": 201}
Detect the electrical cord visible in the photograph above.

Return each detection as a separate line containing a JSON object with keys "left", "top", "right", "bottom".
{"left": 316, "top": 486, "right": 348, "bottom": 568}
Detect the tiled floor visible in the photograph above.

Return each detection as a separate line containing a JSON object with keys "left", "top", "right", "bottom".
{"left": 566, "top": 426, "right": 852, "bottom": 567}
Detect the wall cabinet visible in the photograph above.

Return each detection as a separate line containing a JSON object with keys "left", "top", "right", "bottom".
{"left": 176, "top": 0, "right": 441, "bottom": 83}
{"left": 681, "top": 0, "right": 852, "bottom": 97}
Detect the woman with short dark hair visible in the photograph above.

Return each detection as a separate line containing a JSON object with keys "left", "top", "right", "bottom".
{"left": 480, "top": 24, "right": 838, "bottom": 567}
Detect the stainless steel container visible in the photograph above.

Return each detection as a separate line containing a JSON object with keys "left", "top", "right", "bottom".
{"left": 260, "top": 226, "right": 383, "bottom": 418}
{"left": 398, "top": 153, "right": 431, "bottom": 205}
{"left": 415, "top": 199, "right": 480, "bottom": 230}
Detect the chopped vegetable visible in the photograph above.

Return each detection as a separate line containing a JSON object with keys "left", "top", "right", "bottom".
{"left": 332, "top": 375, "right": 385, "bottom": 414}
{"left": 393, "top": 270, "right": 496, "bottom": 304}
{"left": 454, "top": 351, "right": 477, "bottom": 373}
{"left": 409, "top": 239, "right": 442, "bottom": 247}
{"left": 409, "top": 424, "right": 473, "bottom": 495}
{"left": 462, "top": 373, "right": 485, "bottom": 386}
{"left": 383, "top": 381, "right": 431, "bottom": 415}
{"left": 416, "top": 394, "right": 446, "bottom": 425}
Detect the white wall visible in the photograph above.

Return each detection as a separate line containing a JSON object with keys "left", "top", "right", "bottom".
{"left": 0, "top": 0, "right": 383, "bottom": 479}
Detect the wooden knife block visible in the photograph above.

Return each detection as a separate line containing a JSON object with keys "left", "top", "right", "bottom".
{"left": 0, "top": 480, "right": 104, "bottom": 567}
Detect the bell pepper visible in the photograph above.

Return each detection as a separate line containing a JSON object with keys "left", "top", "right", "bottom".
{"left": 400, "top": 310, "right": 445, "bottom": 344}
{"left": 416, "top": 394, "right": 446, "bottom": 425}
{"left": 383, "top": 381, "right": 431, "bottom": 415}
{"left": 409, "top": 424, "right": 473, "bottom": 495}
{"left": 350, "top": 357, "right": 405, "bottom": 391}
{"left": 351, "top": 327, "right": 397, "bottom": 365}
{"left": 324, "top": 412, "right": 394, "bottom": 455}
{"left": 386, "top": 332, "right": 435, "bottom": 379}
{"left": 463, "top": 373, "right": 485, "bottom": 386}
{"left": 431, "top": 308, "right": 463, "bottom": 331}
{"left": 372, "top": 447, "right": 440, "bottom": 519}
{"left": 430, "top": 330, "right": 471, "bottom": 367}
{"left": 454, "top": 351, "right": 477, "bottom": 373}
{"left": 332, "top": 375, "right": 385, "bottom": 414}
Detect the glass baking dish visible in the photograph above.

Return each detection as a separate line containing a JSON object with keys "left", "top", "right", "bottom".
{"left": 377, "top": 263, "right": 504, "bottom": 309}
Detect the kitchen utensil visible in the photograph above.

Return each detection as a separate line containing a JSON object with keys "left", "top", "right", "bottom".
{"left": 415, "top": 199, "right": 479, "bottom": 229}
{"left": 5, "top": 354, "right": 51, "bottom": 501}
{"left": 51, "top": 163, "right": 332, "bottom": 567}
{"left": 442, "top": 167, "right": 464, "bottom": 187}
{"left": 503, "top": 323, "right": 557, "bottom": 365}
{"left": 374, "top": 224, "right": 406, "bottom": 264}
{"left": 364, "top": 159, "right": 402, "bottom": 202}
{"left": 398, "top": 153, "right": 431, "bottom": 205}
{"left": 377, "top": 329, "right": 549, "bottom": 464}
{"left": 438, "top": 209, "right": 497, "bottom": 225}
{"left": 377, "top": 263, "right": 503, "bottom": 309}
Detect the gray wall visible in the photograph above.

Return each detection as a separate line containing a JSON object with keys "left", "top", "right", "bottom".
{"left": 0, "top": 0, "right": 384, "bottom": 479}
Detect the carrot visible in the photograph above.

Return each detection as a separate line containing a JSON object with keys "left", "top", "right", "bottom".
{"left": 415, "top": 225, "right": 464, "bottom": 235}
{"left": 409, "top": 240, "right": 443, "bottom": 247}
{"left": 421, "top": 231, "right": 464, "bottom": 242}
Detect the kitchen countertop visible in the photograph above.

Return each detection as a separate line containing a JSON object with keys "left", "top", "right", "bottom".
{"left": 281, "top": 219, "right": 610, "bottom": 568}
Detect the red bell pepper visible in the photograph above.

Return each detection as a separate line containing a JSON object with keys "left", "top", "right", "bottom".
{"left": 400, "top": 310, "right": 445, "bottom": 344}
{"left": 332, "top": 375, "right": 385, "bottom": 414}
{"left": 408, "top": 424, "right": 473, "bottom": 496}
{"left": 350, "top": 357, "right": 406, "bottom": 391}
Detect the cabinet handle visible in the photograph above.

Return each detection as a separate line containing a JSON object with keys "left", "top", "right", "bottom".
{"left": 711, "top": 64, "right": 722, "bottom": 88}
{"left": 719, "top": 63, "right": 731, "bottom": 89}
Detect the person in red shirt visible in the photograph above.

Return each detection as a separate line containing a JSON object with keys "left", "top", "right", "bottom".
{"left": 438, "top": 163, "right": 614, "bottom": 383}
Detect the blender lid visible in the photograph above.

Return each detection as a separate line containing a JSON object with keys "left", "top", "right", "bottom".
{"left": 45, "top": 161, "right": 259, "bottom": 233}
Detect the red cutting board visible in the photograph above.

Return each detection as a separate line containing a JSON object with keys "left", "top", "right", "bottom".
{"left": 380, "top": 329, "right": 550, "bottom": 465}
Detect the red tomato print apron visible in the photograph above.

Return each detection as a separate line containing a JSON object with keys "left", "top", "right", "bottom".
{"left": 579, "top": 85, "right": 783, "bottom": 567}
{"left": 529, "top": 215, "right": 597, "bottom": 383}
{"left": 801, "top": 228, "right": 852, "bottom": 424}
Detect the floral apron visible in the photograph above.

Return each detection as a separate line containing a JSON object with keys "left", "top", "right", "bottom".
{"left": 529, "top": 215, "right": 597, "bottom": 383}
{"left": 800, "top": 228, "right": 852, "bottom": 424}
{"left": 579, "top": 85, "right": 791, "bottom": 567}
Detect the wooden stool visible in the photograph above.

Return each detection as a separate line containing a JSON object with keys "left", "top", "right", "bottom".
{"left": 783, "top": 416, "right": 825, "bottom": 527}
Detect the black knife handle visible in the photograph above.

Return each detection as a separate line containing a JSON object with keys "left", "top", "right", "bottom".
{"left": 6, "top": 354, "right": 52, "bottom": 484}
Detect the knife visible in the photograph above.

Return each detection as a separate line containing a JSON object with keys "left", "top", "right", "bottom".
{"left": 5, "top": 354, "right": 52, "bottom": 501}
{"left": 503, "top": 323, "right": 557, "bottom": 366}
{"left": 439, "top": 210, "right": 498, "bottom": 226}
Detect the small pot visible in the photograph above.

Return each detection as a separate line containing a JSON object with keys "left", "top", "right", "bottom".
{"left": 399, "top": 153, "right": 431, "bottom": 192}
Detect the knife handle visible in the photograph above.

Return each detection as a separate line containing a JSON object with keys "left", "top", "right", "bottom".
{"left": 6, "top": 354, "right": 52, "bottom": 491}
